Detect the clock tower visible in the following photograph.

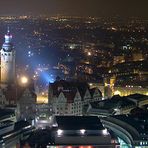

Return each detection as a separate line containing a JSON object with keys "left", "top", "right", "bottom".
{"left": 0, "top": 28, "right": 15, "bottom": 87}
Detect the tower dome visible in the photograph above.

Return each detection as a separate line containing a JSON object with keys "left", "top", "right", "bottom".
{"left": 2, "top": 27, "right": 14, "bottom": 52}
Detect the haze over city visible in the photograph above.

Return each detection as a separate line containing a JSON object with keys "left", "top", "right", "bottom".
{"left": 0, "top": 0, "right": 148, "bottom": 18}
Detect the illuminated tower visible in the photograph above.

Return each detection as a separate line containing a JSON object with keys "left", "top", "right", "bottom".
{"left": 0, "top": 28, "right": 15, "bottom": 86}
{"left": 104, "top": 76, "right": 116, "bottom": 98}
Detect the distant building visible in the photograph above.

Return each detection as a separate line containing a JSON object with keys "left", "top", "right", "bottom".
{"left": 104, "top": 77, "right": 113, "bottom": 98}
{"left": 48, "top": 80, "right": 102, "bottom": 116}
{"left": 113, "top": 55, "right": 125, "bottom": 65}
{"left": 108, "top": 60, "right": 147, "bottom": 88}
{"left": 132, "top": 52, "right": 144, "bottom": 61}
{"left": 113, "top": 86, "right": 148, "bottom": 97}
{"left": 90, "top": 82, "right": 148, "bottom": 97}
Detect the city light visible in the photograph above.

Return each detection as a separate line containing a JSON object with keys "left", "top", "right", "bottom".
{"left": 20, "top": 76, "right": 28, "bottom": 85}
{"left": 89, "top": 83, "right": 93, "bottom": 87}
{"left": 67, "top": 146, "right": 72, "bottom": 148}
{"left": 87, "top": 52, "right": 92, "bottom": 56}
{"left": 80, "top": 129, "right": 86, "bottom": 135}
{"left": 18, "top": 76, "right": 29, "bottom": 86}
{"left": 57, "top": 129, "right": 63, "bottom": 136}
{"left": 102, "top": 129, "right": 109, "bottom": 136}
{"left": 114, "top": 90, "right": 121, "bottom": 96}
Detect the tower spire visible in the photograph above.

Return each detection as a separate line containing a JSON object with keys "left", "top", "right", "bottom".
{"left": 7, "top": 26, "right": 10, "bottom": 34}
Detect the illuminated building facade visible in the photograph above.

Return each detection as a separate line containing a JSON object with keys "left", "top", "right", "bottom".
{"left": 113, "top": 55, "right": 125, "bottom": 65}
{"left": 132, "top": 52, "right": 144, "bottom": 62}
{"left": 0, "top": 28, "right": 15, "bottom": 87}
{"left": 48, "top": 80, "right": 102, "bottom": 116}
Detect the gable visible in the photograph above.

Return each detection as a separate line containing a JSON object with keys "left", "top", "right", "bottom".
{"left": 57, "top": 92, "right": 67, "bottom": 103}
{"left": 74, "top": 90, "right": 81, "bottom": 102}
{"left": 93, "top": 89, "right": 101, "bottom": 98}
{"left": 84, "top": 89, "right": 91, "bottom": 99}
{"left": 19, "top": 89, "right": 36, "bottom": 104}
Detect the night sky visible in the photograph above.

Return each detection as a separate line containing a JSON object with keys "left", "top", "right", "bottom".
{"left": 0, "top": 0, "right": 148, "bottom": 18}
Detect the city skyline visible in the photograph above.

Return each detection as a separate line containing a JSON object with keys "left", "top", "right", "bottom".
{"left": 0, "top": 1, "right": 147, "bottom": 147}
{"left": 0, "top": 0, "right": 148, "bottom": 18}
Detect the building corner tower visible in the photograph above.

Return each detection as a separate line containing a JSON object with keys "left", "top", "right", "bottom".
{"left": 0, "top": 28, "right": 15, "bottom": 87}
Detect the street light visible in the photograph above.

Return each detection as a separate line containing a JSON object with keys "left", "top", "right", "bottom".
{"left": 18, "top": 76, "right": 29, "bottom": 86}
{"left": 20, "top": 76, "right": 28, "bottom": 84}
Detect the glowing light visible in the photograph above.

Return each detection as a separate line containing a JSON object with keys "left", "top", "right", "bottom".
{"left": 102, "top": 129, "right": 109, "bottom": 136}
{"left": 20, "top": 76, "right": 28, "bottom": 85}
{"left": 114, "top": 108, "right": 118, "bottom": 111}
{"left": 67, "top": 146, "right": 72, "bottom": 148}
{"left": 87, "top": 146, "right": 92, "bottom": 148}
{"left": 114, "top": 90, "right": 121, "bottom": 96}
{"left": 42, "top": 92, "right": 45, "bottom": 96}
{"left": 89, "top": 83, "right": 93, "bottom": 86}
{"left": 111, "top": 27, "right": 117, "bottom": 31}
{"left": 87, "top": 52, "right": 92, "bottom": 56}
{"left": 69, "top": 45, "right": 75, "bottom": 50}
{"left": 80, "top": 129, "right": 86, "bottom": 135}
{"left": 57, "top": 129, "right": 63, "bottom": 136}
{"left": 27, "top": 51, "right": 34, "bottom": 57}
{"left": 37, "top": 94, "right": 48, "bottom": 104}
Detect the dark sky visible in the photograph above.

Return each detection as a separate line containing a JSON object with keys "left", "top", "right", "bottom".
{"left": 0, "top": 0, "right": 148, "bottom": 18}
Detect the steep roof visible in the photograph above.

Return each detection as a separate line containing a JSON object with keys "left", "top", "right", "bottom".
{"left": 3, "top": 85, "right": 36, "bottom": 104}
{"left": 0, "top": 109, "right": 15, "bottom": 120}
{"left": 50, "top": 80, "right": 89, "bottom": 99}
{"left": 128, "top": 93, "right": 148, "bottom": 101}
{"left": 62, "top": 90, "right": 77, "bottom": 103}
{"left": 89, "top": 87, "right": 102, "bottom": 98}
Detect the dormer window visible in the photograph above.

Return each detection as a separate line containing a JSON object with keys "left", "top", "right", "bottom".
{"left": 58, "top": 86, "right": 63, "bottom": 91}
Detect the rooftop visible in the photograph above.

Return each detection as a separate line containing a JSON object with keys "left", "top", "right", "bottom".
{"left": 90, "top": 95, "right": 135, "bottom": 110}
{"left": 113, "top": 114, "right": 148, "bottom": 137}
{"left": 54, "top": 116, "right": 104, "bottom": 130}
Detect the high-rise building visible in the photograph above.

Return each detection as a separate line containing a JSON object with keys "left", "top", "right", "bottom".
{"left": 0, "top": 28, "right": 15, "bottom": 87}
